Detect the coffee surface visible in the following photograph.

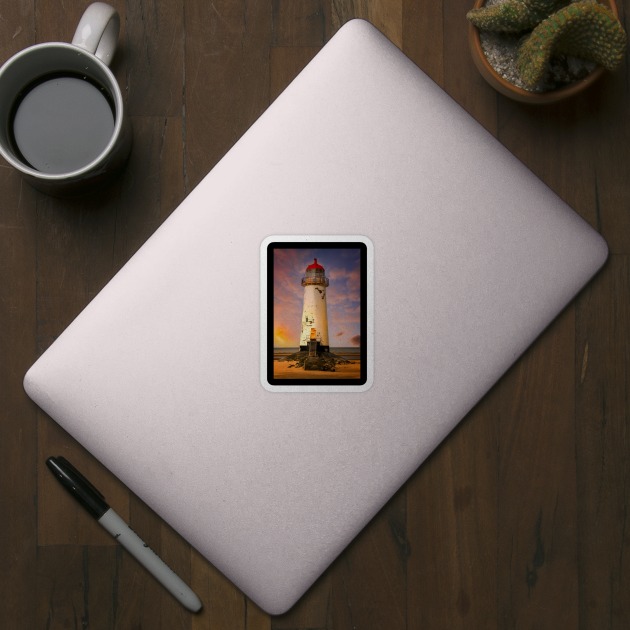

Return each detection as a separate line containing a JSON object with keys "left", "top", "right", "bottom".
{"left": 12, "top": 74, "right": 115, "bottom": 174}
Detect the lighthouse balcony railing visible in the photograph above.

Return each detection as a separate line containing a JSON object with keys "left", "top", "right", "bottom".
{"left": 301, "top": 276, "right": 329, "bottom": 287}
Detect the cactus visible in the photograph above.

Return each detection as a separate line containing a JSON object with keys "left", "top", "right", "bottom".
{"left": 516, "top": 1, "right": 627, "bottom": 85}
{"left": 467, "top": 0, "right": 568, "bottom": 33}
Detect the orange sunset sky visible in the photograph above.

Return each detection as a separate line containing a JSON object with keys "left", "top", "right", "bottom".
{"left": 273, "top": 248, "right": 361, "bottom": 348}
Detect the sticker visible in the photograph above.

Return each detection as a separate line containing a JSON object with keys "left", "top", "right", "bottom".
{"left": 261, "top": 236, "right": 373, "bottom": 392}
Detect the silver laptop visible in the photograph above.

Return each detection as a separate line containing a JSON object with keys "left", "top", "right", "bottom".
{"left": 24, "top": 19, "right": 607, "bottom": 614}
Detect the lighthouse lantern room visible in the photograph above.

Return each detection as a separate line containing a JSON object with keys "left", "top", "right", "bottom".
{"left": 299, "top": 258, "right": 330, "bottom": 353}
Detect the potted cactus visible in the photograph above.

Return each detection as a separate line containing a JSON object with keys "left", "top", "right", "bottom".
{"left": 467, "top": 0, "right": 627, "bottom": 102}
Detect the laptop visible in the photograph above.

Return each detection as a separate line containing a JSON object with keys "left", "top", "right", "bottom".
{"left": 23, "top": 19, "right": 608, "bottom": 614}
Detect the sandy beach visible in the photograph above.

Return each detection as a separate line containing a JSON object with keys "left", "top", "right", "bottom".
{"left": 273, "top": 359, "right": 361, "bottom": 379}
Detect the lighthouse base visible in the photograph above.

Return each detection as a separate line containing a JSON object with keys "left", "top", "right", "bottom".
{"left": 299, "top": 341, "right": 329, "bottom": 354}
{"left": 277, "top": 349, "right": 349, "bottom": 372}
{"left": 304, "top": 356, "right": 325, "bottom": 371}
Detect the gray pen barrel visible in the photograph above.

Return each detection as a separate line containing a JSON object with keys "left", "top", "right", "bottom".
{"left": 98, "top": 508, "right": 202, "bottom": 612}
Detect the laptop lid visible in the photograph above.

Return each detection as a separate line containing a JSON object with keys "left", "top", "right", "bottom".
{"left": 24, "top": 19, "right": 607, "bottom": 614}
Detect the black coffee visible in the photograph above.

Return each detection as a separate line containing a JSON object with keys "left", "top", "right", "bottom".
{"left": 10, "top": 73, "right": 115, "bottom": 174}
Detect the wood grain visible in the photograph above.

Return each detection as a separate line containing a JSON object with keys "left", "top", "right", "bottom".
{"left": 271, "top": 573, "right": 332, "bottom": 629}
{"left": 443, "top": 0, "right": 497, "bottom": 131}
{"left": 583, "top": 72, "right": 630, "bottom": 254}
{"left": 114, "top": 495, "right": 193, "bottom": 629}
{"left": 332, "top": 0, "right": 403, "bottom": 48}
{"left": 407, "top": 392, "right": 499, "bottom": 629}
{"left": 111, "top": 116, "right": 185, "bottom": 270}
{"left": 497, "top": 304, "right": 578, "bottom": 629}
{"left": 36, "top": 545, "right": 119, "bottom": 630}
{"left": 35, "top": 0, "right": 127, "bottom": 97}
{"left": 37, "top": 416, "right": 129, "bottom": 546}
{"left": 0, "top": 5, "right": 38, "bottom": 629}
{"left": 331, "top": 486, "right": 408, "bottom": 630}
{"left": 0, "top": 153, "right": 38, "bottom": 630}
{"left": 190, "top": 549, "right": 248, "bottom": 630}
{"left": 495, "top": 75, "right": 629, "bottom": 258}
{"left": 576, "top": 256, "right": 630, "bottom": 629}
{"left": 270, "top": 47, "right": 322, "bottom": 103}
{"left": 271, "top": 0, "right": 331, "bottom": 46}
{"left": 125, "top": 0, "right": 184, "bottom": 117}
{"left": 403, "top": 0, "right": 444, "bottom": 88}
{"left": 184, "top": 0, "right": 271, "bottom": 191}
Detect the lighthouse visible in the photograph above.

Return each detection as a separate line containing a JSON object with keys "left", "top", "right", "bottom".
{"left": 299, "top": 258, "right": 330, "bottom": 353}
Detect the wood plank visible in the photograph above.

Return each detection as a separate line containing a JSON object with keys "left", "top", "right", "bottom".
{"left": 110, "top": 494, "right": 192, "bottom": 629}
{"left": 0, "top": 0, "right": 36, "bottom": 56}
{"left": 271, "top": 0, "right": 331, "bottom": 46}
{"left": 37, "top": 416, "right": 129, "bottom": 546}
{"left": 271, "top": 573, "right": 332, "bottom": 629}
{"left": 402, "top": 0, "right": 444, "bottom": 88}
{"left": 270, "top": 47, "right": 321, "bottom": 103}
{"left": 497, "top": 305, "right": 578, "bottom": 628}
{"left": 494, "top": 62, "right": 629, "bottom": 257}
{"left": 583, "top": 71, "right": 630, "bottom": 254}
{"left": 0, "top": 6, "right": 38, "bottom": 629}
{"left": 33, "top": 187, "right": 120, "bottom": 355}
{"left": 112, "top": 116, "right": 185, "bottom": 270}
{"left": 188, "top": 548, "right": 270, "bottom": 630}
{"left": 331, "top": 0, "right": 402, "bottom": 48}
{"left": 331, "top": 486, "right": 407, "bottom": 630}
{"left": 36, "top": 0, "right": 123, "bottom": 45}
{"left": 36, "top": 545, "right": 118, "bottom": 630}
{"left": 575, "top": 256, "right": 630, "bottom": 629}
{"left": 575, "top": 0, "right": 629, "bottom": 253}
{"left": 407, "top": 392, "right": 499, "bottom": 629}
{"left": 190, "top": 548, "right": 247, "bottom": 630}
{"left": 496, "top": 97, "right": 597, "bottom": 223}
{"left": 247, "top": 599, "right": 272, "bottom": 630}
{"left": 492, "top": 62, "right": 617, "bottom": 630}
{"left": 159, "top": 117, "right": 187, "bottom": 220}
{"left": 0, "top": 134, "right": 38, "bottom": 630}
{"left": 126, "top": 0, "right": 183, "bottom": 117}
{"left": 184, "top": 0, "right": 272, "bottom": 192}
{"left": 492, "top": 34, "right": 627, "bottom": 626}
{"left": 158, "top": 518, "right": 196, "bottom": 629}
{"left": 443, "top": 0, "right": 497, "bottom": 132}
{"left": 35, "top": 0, "right": 127, "bottom": 96}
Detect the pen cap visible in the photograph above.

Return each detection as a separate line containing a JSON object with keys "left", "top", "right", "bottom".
{"left": 46, "top": 456, "right": 110, "bottom": 519}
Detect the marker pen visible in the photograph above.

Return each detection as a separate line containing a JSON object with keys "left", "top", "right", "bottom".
{"left": 46, "top": 456, "right": 202, "bottom": 613}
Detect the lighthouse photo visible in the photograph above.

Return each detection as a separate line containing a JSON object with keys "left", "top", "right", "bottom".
{"left": 265, "top": 241, "right": 368, "bottom": 385}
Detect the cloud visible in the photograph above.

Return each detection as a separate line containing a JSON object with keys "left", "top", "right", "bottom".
{"left": 274, "top": 324, "right": 295, "bottom": 346}
{"left": 350, "top": 335, "right": 360, "bottom": 346}
{"left": 335, "top": 331, "right": 345, "bottom": 337}
{"left": 329, "top": 307, "right": 360, "bottom": 324}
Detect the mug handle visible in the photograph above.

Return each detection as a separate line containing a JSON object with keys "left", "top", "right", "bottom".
{"left": 71, "top": 2, "right": 120, "bottom": 67}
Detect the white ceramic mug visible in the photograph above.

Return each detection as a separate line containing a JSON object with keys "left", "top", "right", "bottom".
{"left": 0, "top": 2, "right": 131, "bottom": 197}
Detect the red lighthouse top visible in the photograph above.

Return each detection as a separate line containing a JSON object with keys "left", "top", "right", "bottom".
{"left": 306, "top": 258, "right": 324, "bottom": 270}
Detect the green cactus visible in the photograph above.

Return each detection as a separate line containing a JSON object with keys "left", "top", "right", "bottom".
{"left": 516, "top": 1, "right": 627, "bottom": 85}
{"left": 467, "top": 0, "right": 568, "bottom": 33}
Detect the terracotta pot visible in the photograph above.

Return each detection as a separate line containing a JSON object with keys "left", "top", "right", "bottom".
{"left": 468, "top": 0, "right": 619, "bottom": 103}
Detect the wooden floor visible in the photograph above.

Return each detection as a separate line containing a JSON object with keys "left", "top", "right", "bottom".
{"left": 1, "top": 0, "right": 629, "bottom": 628}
